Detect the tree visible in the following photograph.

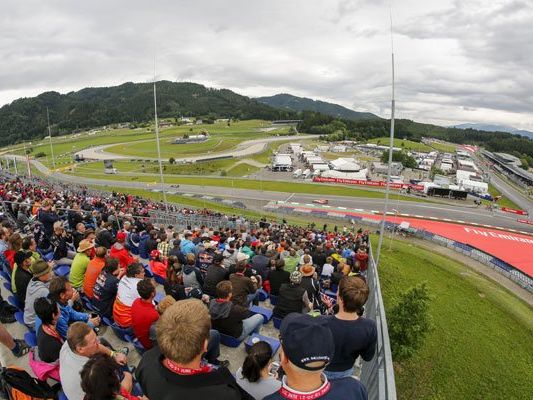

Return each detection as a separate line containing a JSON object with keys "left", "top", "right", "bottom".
{"left": 381, "top": 150, "right": 417, "bottom": 168}
{"left": 388, "top": 282, "right": 432, "bottom": 361}
{"left": 169, "top": 157, "right": 175, "bottom": 164}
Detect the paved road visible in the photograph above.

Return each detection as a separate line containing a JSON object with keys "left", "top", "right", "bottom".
{"left": 74, "top": 135, "right": 314, "bottom": 161}
{"left": 20, "top": 156, "right": 531, "bottom": 233}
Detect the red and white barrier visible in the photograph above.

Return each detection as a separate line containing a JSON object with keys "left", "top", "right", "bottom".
{"left": 501, "top": 207, "right": 528, "bottom": 216}
{"left": 313, "top": 176, "right": 424, "bottom": 191}
{"left": 517, "top": 219, "right": 533, "bottom": 225}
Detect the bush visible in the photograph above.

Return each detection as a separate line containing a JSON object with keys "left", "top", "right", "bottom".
{"left": 169, "top": 157, "right": 175, "bottom": 164}
{"left": 35, "top": 152, "right": 46, "bottom": 158}
{"left": 388, "top": 282, "right": 432, "bottom": 361}
{"left": 220, "top": 170, "right": 227, "bottom": 176}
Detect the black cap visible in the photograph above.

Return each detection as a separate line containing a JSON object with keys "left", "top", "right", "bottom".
{"left": 14, "top": 251, "right": 32, "bottom": 267}
{"left": 279, "top": 313, "right": 334, "bottom": 371}
{"left": 213, "top": 254, "right": 224, "bottom": 263}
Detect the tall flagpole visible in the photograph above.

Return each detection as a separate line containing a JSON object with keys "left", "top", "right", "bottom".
{"left": 375, "top": 6, "right": 396, "bottom": 268}
{"left": 153, "top": 58, "right": 168, "bottom": 211}
{"left": 46, "top": 107, "right": 56, "bottom": 169}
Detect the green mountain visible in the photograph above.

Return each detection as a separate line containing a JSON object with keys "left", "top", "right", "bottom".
{"left": 256, "top": 93, "right": 379, "bottom": 120}
{"left": 0, "top": 81, "right": 295, "bottom": 147}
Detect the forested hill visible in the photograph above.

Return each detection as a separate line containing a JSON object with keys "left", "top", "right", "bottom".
{"left": 257, "top": 93, "right": 379, "bottom": 120}
{"left": 0, "top": 81, "right": 295, "bottom": 146}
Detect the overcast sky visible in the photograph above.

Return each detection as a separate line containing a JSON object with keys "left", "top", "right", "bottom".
{"left": 1, "top": 0, "right": 532, "bottom": 130}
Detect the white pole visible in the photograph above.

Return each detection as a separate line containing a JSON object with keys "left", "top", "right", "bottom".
{"left": 153, "top": 68, "right": 168, "bottom": 211}
{"left": 47, "top": 107, "right": 56, "bottom": 169}
{"left": 375, "top": 8, "right": 396, "bottom": 268}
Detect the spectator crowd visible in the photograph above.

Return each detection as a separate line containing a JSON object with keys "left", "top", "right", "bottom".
{"left": 0, "top": 173, "right": 376, "bottom": 400}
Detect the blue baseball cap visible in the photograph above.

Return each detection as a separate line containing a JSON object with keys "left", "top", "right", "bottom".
{"left": 279, "top": 313, "right": 334, "bottom": 371}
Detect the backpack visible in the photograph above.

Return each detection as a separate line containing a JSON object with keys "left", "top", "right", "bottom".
{"left": 0, "top": 366, "right": 59, "bottom": 400}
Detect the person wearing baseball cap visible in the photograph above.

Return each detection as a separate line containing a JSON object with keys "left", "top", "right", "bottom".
{"left": 264, "top": 313, "right": 368, "bottom": 400}
{"left": 273, "top": 271, "right": 312, "bottom": 319}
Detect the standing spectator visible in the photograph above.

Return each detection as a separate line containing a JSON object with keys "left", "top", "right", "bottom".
{"left": 321, "top": 257, "right": 335, "bottom": 278}
{"left": 282, "top": 249, "right": 299, "bottom": 273}
{"left": 229, "top": 262, "right": 257, "bottom": 307}
{"left": 182, "top": 253, "right": 204, "bottom": 290}
{"left": 37, "top": 199, "right": 59, "bottom": 239}
{"left": 179, "top": 231, "right": 196, "bottom": 255}
{"left": 203, "top": 254, "right": 229, "bottom": 297}
{"left": 330, "top": 264, "right": 345, "bottom": 287}
{"left": 273, "top": 271, "right": 311, "bottom": 319}
{"left": 299, "top": 262, "right": 322, "bottom": 311}
{"left": 264, "top": 313, "right": 368, "bottom": 400}
{"left": 13, "top": 251, "right": 33, "bottom": 307}
{"left": 267, "top": 259, "right": 290, "bottom": 297}
{"left": 197, "top": 241, "right": 215, "bottom": 275}
{"left": 146, "top": 230, "right": 159, "bottom": 254}
{"left": 24, "top": 259, "right": 53, "bottom": 327}
{"left": 113, "top": 262, "right": 145, "bottom": 328}
{"left": 60, "top": 322, "right": 129, "bottom": 400}
{"left": 131, "top": 278, "right": 159, "bottom": 349}
{"left": 323, "top": 277, "right": 376, "bottom": 380}
{"left": 83, "top": 247, "right": 107, "bottom": 298}
{"left": 209, "top": 281, "right": 263, "bottom": 341}
{"left": 136, "top": 299, "right": 252, "bottom": 399}
{"left": 110, "top": 231, "right": 137, "bottom": 270}
{"left": 355, "top": 246, "right": 369, "bottom": 273}
{"left": 81, "top": 353, "right": 146, "bottom": 400}
{"left": 70, "top": 239, "right": 94, "bottom": 289}
{"left": 93, "top": 258, "right": 123, "bottom": 318}
{"left": 157, "top": 233, "right": 170, "bottom": 258}
{"left": 235, "top": 341, "right": 281, "bottom": 399}
{"left": 48, "top": 277, "right": 100, "bottom": 339}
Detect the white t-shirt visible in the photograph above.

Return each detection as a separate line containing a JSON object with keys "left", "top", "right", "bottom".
{"left": 59, "top": 341, "right": 88, "bottom": 400}
{"left": 321, "top": 263, "right": 334, "bottom": 277}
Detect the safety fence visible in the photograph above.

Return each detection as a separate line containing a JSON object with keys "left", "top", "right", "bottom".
{"left": 360, "top": 245, "right": 397, "bottom": 400}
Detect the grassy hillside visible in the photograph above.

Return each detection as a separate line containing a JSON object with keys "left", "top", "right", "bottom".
{"left": 376, "top": 239, "right": 533, "bottom": 399}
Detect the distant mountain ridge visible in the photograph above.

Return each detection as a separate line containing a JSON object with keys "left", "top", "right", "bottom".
{"left": 452, "top": 123, "right": 533, "bottom": 140}
{"left": 256, "top": 93, "right": 379, "bottom": 121}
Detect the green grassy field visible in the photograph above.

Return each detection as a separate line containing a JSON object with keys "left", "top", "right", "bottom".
{"left": 65, "top": 170, "right": 428, "bottom": 202}
{"left": 225, "top": 163, "right": 260, "bottom": 177}
{"left": 427, "top": 141, "right": 457, "bottom": 153}
{"left": 376, "top": 239, "right": 533, "bottom": 399}
{"left": 487, "top": 183, "right": 521, "bottom": 210}
{"left": 367, "top": 137, "right": 433, "bottom": 152}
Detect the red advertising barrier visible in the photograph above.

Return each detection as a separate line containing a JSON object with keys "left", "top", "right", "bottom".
{"left": 517, "top": 219, "right": 533, "bottom": 225}
{"left": 313, "top": 176, "right": 424, "bottom": 191}
{"left": 501, "top": 207, "right": 528, "bottom": 216}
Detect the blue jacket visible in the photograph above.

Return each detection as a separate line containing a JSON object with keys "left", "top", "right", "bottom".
{"left": 180, "top": 239, "right": 196, "bottom": 256}
{"left": 57, "top": 301, "right": 91, "bottom": 339}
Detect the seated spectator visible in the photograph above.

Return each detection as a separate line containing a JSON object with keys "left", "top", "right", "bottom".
{"left": 72, "top": 222, "right": 86, "bottom": 251}
{"left": 197, "top": 240, "right": 215, "bottom": 275}
{"left": 149, "top": 249, "right": 167, "bottom": 279}
{"left": 50, "top": 221, "right": 75, "bottom": 265}
{"left": 163, "top": 257, "right": 188, "bottom": 301}
{"left": 323, "top": 277, "right": 376, "bottom": 380}
{"left": 168, "top": 239, "right": 185, "bottom": 264}
{"left": 321, "top": 257, "right": 335, "bottom": 278}
{"left": 131, "top": 278, "right": 159, "bottom": 349}
{"left": 229, "top": 261, "right": 258, "bottom": 307}
{"left": 251, "top": 246, "right": 271, "bottom": 280}
{"left": 13, "top": 251, "right": 33, "bottom": 308}
{"left": 34, "top": 297, "right": 62, "bottom": 364}
{"left": 24, "top": 259, "right": 53, "bottom": 327}
{"left": 203, "top": 254, "right": 229, "bottom": 297}
{"left": 110, "top": 231, "right": 136, "bottom": 270}
{"left": 70, "top": 239, "right": 94, "bottom": 289}
{"left": 235, "top": 341, "right": 281, "bottom": 399}
{"left": 21, "top": 235, "right": 41, "bottom": 264}
{"left": 264, "top": 313, "right": 368, "bottom": 400}
{"left": 157, "top": 233, "right": 170, "bottom": 258}
{"left": 6, "top": 232, "right": 23, "bottom": 268}
{"left": 93, "top": 258, "right": 123, "bottom": 318}
{"left": 209, "top": 281, "right": 263, "bottom": 341}
{"left": 136, "top": 299, "right": 251, "bottom": 399}
{"left": 299, "top": 262, "right": 322, "bottom": 310}
{"left": 183, "top": 253, "right": 204, "bottom": 290}
{"left": 81, "top": 353, "right": 146, "bottom": 400}
{"left": 268, "top": 259, "right": 290, "bottom": 296}
{"left": 282, "top": 248, "right": 299, "bottom": 273}
{"left": 113, "top": 262, "right": 145, "bottom": 328}
{"left": 60, "top": 322, "right": 129, "bottom": 400}
{"left": 330, "top": 264, "right": 345, "bottom": 287}
{"left": 48, "top": 276, "right": 100, "bottom": 339}
{"left": 273, "top": 271, "right": 311, "bottom": 319}
{"left": 83, "top": 246, "right": 107, "bottom": 298}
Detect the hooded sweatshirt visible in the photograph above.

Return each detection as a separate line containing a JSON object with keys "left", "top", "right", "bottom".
{"left": 182, "top": 265, "right": 204, "bottom": 289}
{"left": 208, "top": 299, "right": 250, "bottom": 338}
{"left": 24, "top": 278, "right": 50, "bottom": 327}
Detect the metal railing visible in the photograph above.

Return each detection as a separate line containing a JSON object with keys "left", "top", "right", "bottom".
{"left": 360, "top": 244, "right": 397, "bottom": 400}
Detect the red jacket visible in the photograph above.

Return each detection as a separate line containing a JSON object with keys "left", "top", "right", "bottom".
{"left": 131, "top": 298, "right": 159, "bottom": 349}
{"left": 109, "top": 243, "right": 135, "bottom": 269}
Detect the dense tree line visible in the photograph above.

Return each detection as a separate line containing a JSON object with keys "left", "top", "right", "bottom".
{"left": 0, "top": 81, "right": 295, "bottom": 146}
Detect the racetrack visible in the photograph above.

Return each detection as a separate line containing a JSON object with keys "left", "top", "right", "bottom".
{"left": 74, "top": 134, "right": 314, "bottom": 161}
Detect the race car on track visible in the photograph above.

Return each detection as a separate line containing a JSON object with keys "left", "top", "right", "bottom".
{"left": 313, "top": 199, "right": 329, "bottom": 205}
